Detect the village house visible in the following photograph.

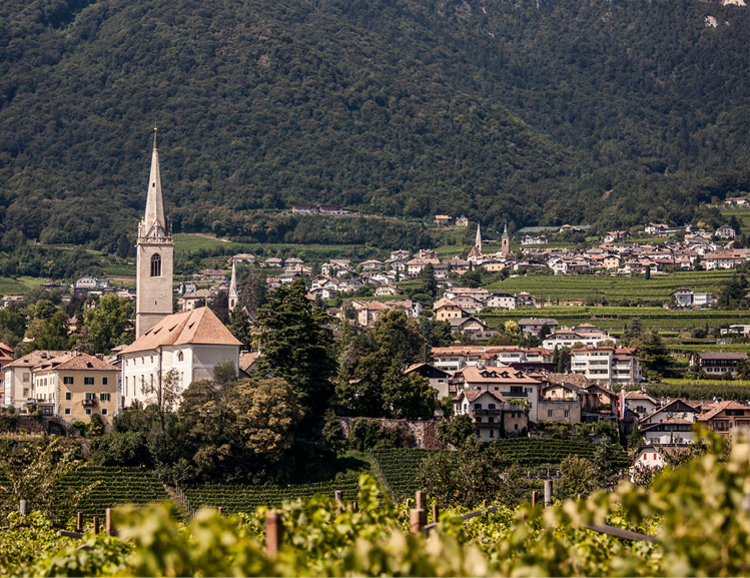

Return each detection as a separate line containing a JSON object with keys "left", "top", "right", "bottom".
{"left": 715, "top": 225, "right": 737, "bottom": 240}
{"left": 404, "top": 362, "right": 451, "bottom": 399}
{"left": 698, "top": 400, "right": 750, "bottom": 438}
{"left": 374, "top": 285, "right": 402, "bottom": 297}
{"left": 486, "top": 291, "right": 516, "bottom": 310}
{"left": 631, "top": 444, "right": 693, "bottom": 479}
{"left": 453, "top": 390, "right": 529, "bottom": 440}
{"left": 448, "top": 316, "right": 495, "bottom": 340}
{"left": 703, "top": 250, "right": 748, "bottom": 270}
{"left": 515, "top": 292, "right": 538, "bottom": 308}
{"left": 521, "top": 235, "right": 548, "bottom": 245}
{"left": 264, "top": 257, "right": 284, "bottom": 268}
{"left": 360, "top": 260, "right": 384, "bottom": 271}
{"left": 691, "top": 351, "right": 748, "bottom": 376}
{"left": 450, "top": 365, "right": 541, "bottom": 422}
{"left": 434, "top": 215, "right": 452, "bottom": 226}
{"left": 602, "top": 231, "right": 629, "bottom": 243}
{"left": 231, "top": 253, "right": 256, "bottom": 265}
{"left": 291, "top": 204, "right": 317, "bottom": 214}
{"left": 622, "top": 390, "right": 659, "bottom": 419}
{"left": 319, "top": 204, "right": 345, "bottom": 215}
{"left": 433, "top": 298, "right": 464, "bottom": 322}
{"left": 543, "top": 324, "right": 612, "bottom": 349}
{"left": 517, "top": 318, "right": 558, "bottom": 337}
{"left": 31, "top": 352, "right": 119, "bottom": 429}
{"left": 639, "top": 399, "right": 699, "bottom": 445}
{"left": 4, "top": 350, "right": 72, "bottom": 411}
{"left": 671, "top": 288, "right": 717, "bottom": 308}
{"left": 445, "top": 257, "right": 470, "bottom": 275}
{"left": 450, "top": 294, "right": 485, "bottom": 314}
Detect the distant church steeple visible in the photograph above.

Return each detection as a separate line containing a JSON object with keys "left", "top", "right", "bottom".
{"left": 467, "top": 222, "right": 483, "bottom": 262}
{"left": 136, "top": 128, "right": 174, "bottom": 338}
{"left": 228, "top": 261, "right": 239, "bottom": 312}
{"left": 501, "top": 222, "right": 511, "bottom": 257}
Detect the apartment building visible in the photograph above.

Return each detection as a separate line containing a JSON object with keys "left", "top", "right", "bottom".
{"left": 570, "top": 346, "right": 641, "bottom": 386}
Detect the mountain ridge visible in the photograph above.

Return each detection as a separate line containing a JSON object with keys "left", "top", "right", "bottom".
{"left": 0, "top": 0, "right": 747, "bottom": 251}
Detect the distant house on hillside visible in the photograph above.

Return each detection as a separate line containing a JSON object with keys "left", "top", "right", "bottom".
{"left": 434, "top": 215, "right": 452, "bottom": 226}
{"left": 691, "top": 351, "right": 748, "bottom": 376}
{"left": 292, "top": 204, "right": 317, "bottom": 214}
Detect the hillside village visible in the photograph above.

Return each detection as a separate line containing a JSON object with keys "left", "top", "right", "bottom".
{"left": 0, "top": 137, "right": 749, "bottom": 484}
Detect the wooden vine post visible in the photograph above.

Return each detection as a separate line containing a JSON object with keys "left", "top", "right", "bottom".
{"left": 265, "top": 510, "right": 283, "bottom": 558}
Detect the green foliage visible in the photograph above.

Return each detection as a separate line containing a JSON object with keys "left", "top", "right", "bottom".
{"left": 347, "top": 418, "right": 398, "bottom": 453}
{"left": 557, "top": 455, "right": 594, "bottom": 500}
{"left": 227, "top": 304, "right": 253, "bottom": 351}
{"left": 0, "top": 0, "right": 746, "bottom": 253}
{"left": 0, "top": 437, "right": 88, "bottom": 523}
{"left": 336, "top": 308, "right": 435, "bottom": 419}
{"left": 437, "top": 415, "right": 475, "bottom": 448}
{"left": 255, "top": 279, "right": 336, "bottom": 414}
{"left": 54, "top": 465, "right": 170, "bottom": 521}
{"left": 82, "top": 294, "right": 134, "bottom": 354}
{"left": 177, "top": 377, "right": 303, "bottom": 482}
{"left": 13, "top": 432, "right": 750, "bottom": 576}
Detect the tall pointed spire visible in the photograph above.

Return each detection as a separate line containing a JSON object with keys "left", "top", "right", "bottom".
{"left": 475, "top": 223, "right": 482, "bottom": 253}
{"left": 503, "top": 222, "right": 508, "bottom": 238}
{"left": 228, "top": 260, "right": 239, "bottom": 311}
{"left": 142, "top": 127, "right": 167, "bottom": 238}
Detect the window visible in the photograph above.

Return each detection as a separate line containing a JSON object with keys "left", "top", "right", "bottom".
{"left": 65, "top": 392, "right": 71, "bottom": 401}
{"left": 564, "top": 410, "right": 570, "bottom": 418}
{"left": 101, "top": 408, "right": 108, "bottom": 416}
{"left": 84, "top": 377, "right": 94, "bottom": 386}
{"left": 548, "top": 410, "right": 553, "bottom": 418}
{"left": 102, "top": 377, "right": 108, "bottom": 385}
{"left": 474, "top": 403, "right": 482, "bottom": 410}
{"left": 64, "top": 408, "right": 71, "bottom": 415}
{"left": 177, "top": 351, "right": 184, "bottom": 362}
{"left": 488, "top": 403, "right": 496, "bottom": 410}
{"left": 150, "top": 253, "right": 162, "bottom": 277}
{"left": 22, "top": 373, "right": 29, "bottom": 383}
{"left": 85, "top": 392, "right": 96, "bottom": 400}
{"left": 100, "top": 393, "right": 110, "bottom": 402}
{"left": 514, "top": 424, "right": 518, "bottom": 430}
{"left": 489, "top": 430, "right": 495, "bottom": 438}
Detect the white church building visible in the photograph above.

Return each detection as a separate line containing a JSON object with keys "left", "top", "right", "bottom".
{"left": 120, "top": 130, "right": 241, "bottom": 408}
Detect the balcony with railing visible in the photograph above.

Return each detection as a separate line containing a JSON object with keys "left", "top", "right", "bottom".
{"left": 473, "top": 409, "right": 501, "bottom": 416}
{"left": 82, "top": 398, "right": 97, "bottom": 407}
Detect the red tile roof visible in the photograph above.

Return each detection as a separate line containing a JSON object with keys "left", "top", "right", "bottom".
{"left": 120, "top": 307, "right": 241, "bottom": 355}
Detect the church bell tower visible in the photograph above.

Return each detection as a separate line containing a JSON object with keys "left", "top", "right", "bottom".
{"left": 135, "top": 128, "right": 174, "bottom": 338}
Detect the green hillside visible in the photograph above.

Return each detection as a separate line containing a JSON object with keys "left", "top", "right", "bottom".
{"left": 0, "top": 0, "right": 747, "bottom": 253}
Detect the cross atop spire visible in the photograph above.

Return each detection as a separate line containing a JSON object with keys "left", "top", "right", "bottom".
{"left": 141, "top": 128, "right": 169, "bottom": 240}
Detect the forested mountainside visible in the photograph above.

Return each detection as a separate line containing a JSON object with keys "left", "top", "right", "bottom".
{"left": 0, "top": 0, "right": 747, "bottom": 251}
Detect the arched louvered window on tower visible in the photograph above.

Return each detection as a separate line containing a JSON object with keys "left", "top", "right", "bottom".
{"left": 150, "top": 253, "right": 162, "bottom": 277}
